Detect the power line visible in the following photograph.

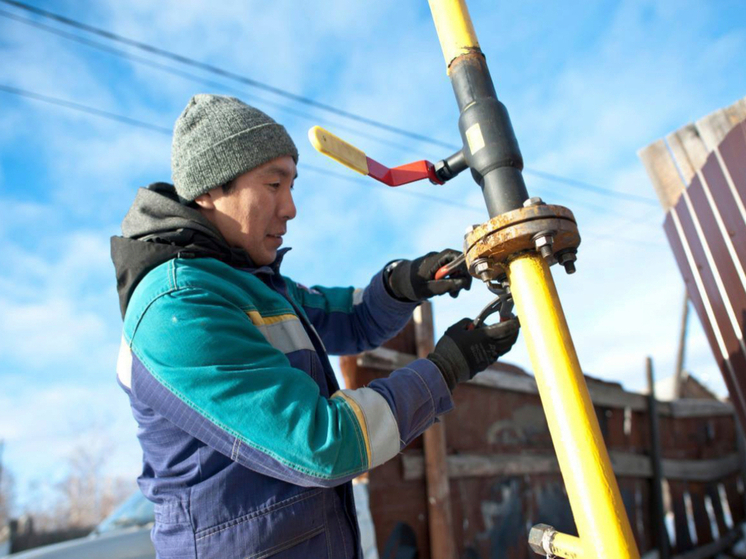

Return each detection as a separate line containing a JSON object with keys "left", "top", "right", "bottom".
{"left": 0, "top": 83, "right": 471, "bottom": 213}
{"left": 0, "top": 0, "right": 455, "bottom": 150}
{"left": 0, "top": 83, "right": 663, "bottom": 248}
{"left": 0, "top": 0, "right": 660, "bottom": 207}
{"left": 0, "top": 84, "right": 173, "bottom": 135}
{"left": 1, "top": 82, "right": 665, "bottom": 250}
{"left": 524, "top": 168, "right": 657, "bottom": 206}
{"left": 0, "top": 8, "right": 419, "bottom": 156}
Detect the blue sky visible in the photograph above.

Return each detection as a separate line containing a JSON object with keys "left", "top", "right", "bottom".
{"left": 1, "top": 0, "right": 745, "bottom": 509}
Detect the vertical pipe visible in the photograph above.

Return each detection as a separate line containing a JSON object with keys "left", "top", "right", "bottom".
{"left": 413, "top": 302, "right": 456, "bottom": 559}
{"left": 647, "top": 357, "right": 670, "bottom": 559}
{"left": 428, "top": 0, "right": 529, "bottom": 217}
{"left": 508, "top": 253, "right": 640, "bottom": 558}
{"left": 428, "top": 1, "right": 638, "bottom": 555}
{"left": 428, "top": 0, "right": 480, "bottom": 69}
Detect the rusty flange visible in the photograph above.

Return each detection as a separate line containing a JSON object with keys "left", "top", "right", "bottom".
{"left": 464, "top": 201, "right": 581, "bottom": 277}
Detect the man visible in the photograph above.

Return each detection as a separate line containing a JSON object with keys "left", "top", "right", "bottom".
{"left": 111, "top": 94, "right": 519, "bottom": 558}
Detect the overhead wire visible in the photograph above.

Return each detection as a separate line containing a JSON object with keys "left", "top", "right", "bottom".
{"left": 0, "top": 83, "right": 476, "bottom": 213}
{"left": 0, "top": 83, "right": 664, "bottom": 249}
{"left": 0, "top": 8, "right": 419, "bottom": 156}
{"left": 0, "top": 0, "right": 660, "bottom": 208}
{"left": 0, "top": 0, "right": 455, "bottom": 150}
{"left": 0, "top": 83, "right": 172, "bottom": 135}
{"left": 0, "top": 7, "right": 659, "bottom": 220}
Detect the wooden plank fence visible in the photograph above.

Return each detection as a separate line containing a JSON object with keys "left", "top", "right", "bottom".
{"left": 638, "top": 96, "right": 746, "bottom": 432}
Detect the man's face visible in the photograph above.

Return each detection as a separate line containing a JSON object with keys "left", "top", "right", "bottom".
{"left": 197, "top": 156, "right": 297, "bottom": 266}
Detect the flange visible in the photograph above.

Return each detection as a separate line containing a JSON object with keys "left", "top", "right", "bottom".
{"left": 464, "top": 201, "right": 581, "bottom": 276}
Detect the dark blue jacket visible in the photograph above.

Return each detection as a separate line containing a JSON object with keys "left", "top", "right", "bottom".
{"left": 112, "top": 185, "right": 453, "bottom": 558}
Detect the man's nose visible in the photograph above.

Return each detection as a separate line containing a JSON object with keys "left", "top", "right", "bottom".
{"left": 280, "top": 189, "right": 297, "bottom": 221}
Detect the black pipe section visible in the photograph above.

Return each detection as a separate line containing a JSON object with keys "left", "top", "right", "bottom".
{"left": 449, "top": 54, "right": 528, "bottom": 216}
{"left": 434, "top": 149, "right": 468, "bottom": 182}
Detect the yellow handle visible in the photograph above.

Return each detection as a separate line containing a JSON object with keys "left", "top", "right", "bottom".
{"left": 308, "top": 126, "right": 369, "bottom": 175}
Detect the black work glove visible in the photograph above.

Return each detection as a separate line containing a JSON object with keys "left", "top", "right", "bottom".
{"left": 386, "top": 249, "right": 471, "bottom": 302}
{"left": 428, "top": 317, "right": 520, "bottom": 392}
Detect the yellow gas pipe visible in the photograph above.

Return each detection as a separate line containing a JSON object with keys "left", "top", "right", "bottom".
{"left": 510, "top": 254, "right": 639, "bottom": 557}
{"left": 427, "top": 1, "right": 641, "bottom": 557}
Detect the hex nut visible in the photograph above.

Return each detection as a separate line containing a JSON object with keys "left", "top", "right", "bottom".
{"left": 473, "top": 260, "right": 491, "bottom": 276}
{"left": 528, "top": 524, "right": 554, "bottom": 555}
{"left": 523, "top": 197, "right": 545, "bottom": 207}
{"left": 532, "top": 232, "right": 555, "bottom": 261}
{"left": 534, "top": 235, "right": 554, "bottom": 249}
{"left": 470, "top": 259, "right": 499, "bottom": 281}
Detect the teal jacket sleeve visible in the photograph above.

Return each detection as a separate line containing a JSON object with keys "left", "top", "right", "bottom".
{"left": 122, "top": 275, "right": 453, "bottom": 488}
{"left": 283, "top": 268, "right": 418, "bottom": 356}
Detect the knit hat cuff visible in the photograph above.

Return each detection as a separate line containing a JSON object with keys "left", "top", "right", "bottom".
{"left": 173, "top": 122, "right": 298, "bottom": 201}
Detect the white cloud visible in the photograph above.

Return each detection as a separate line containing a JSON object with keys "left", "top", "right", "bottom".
{"left": 0, "top": 230, "right": 121, "bottom": 374}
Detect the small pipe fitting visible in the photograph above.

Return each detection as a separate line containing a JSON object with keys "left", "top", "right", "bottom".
{"left": 528, "top": 524, "right": 585, "bottom": 558}
{"left": 528, "top": 524, "right": 555, "bottom": 555}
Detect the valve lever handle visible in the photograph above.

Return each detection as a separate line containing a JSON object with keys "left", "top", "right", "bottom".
{"left": 308, "top": 125, "right": 443, "bottom": 186}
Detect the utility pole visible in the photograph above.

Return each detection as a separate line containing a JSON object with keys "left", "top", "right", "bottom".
{"left": 0, "top": 439, "right": 4, "bottom": 489}
{"left": 647, "top": 358, "right": 670, "bottom": 559}
{"left": 673, "top": 293, "right": 689, "bottom": 400}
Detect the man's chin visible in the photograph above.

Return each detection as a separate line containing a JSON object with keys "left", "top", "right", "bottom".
{"left": 251, "top": 249, "right": 276, "bottom": 267}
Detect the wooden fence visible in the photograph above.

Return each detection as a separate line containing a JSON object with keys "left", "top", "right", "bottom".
{"left": 341, "top": 306, "right": 746, "bottom": 558}
{"left": 639, "top": 97, "right": 746, "bottom": 431}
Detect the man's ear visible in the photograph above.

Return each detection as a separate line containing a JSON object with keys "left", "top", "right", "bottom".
{"left": 193, "top": 191, "right": 216, "bottom": 211}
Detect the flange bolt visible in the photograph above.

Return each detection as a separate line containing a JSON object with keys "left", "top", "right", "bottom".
{"left": 533, "top": 233, "right": 554, "bottom": 261}
{"left": 557, "top": 249, "right": 578, "bottom": 275}
{"left": 470, "top": 258, "right": 498, "bottom": 282}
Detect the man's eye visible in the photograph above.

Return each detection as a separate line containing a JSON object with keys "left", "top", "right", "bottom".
{"left": 268, "top": 182, "right": 281, "bottom": 189}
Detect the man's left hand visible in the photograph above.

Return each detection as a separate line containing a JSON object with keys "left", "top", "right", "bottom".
{"left": 387, "top": 249, "right": 472, "bottom": 302}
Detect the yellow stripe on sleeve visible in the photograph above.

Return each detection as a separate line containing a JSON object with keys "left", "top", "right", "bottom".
{"left": 332, "top": 391, "right": 372, "bottom": 468}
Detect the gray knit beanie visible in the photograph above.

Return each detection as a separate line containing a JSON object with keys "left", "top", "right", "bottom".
{"left": 171, "top": 94, "right": 298, "bottom": 201}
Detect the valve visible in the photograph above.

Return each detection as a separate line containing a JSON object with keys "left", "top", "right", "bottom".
{"left": 308, "top": 126, "right": 467, "bottom": 186}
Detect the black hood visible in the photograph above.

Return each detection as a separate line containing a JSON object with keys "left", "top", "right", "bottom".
{"left": 111, "top": 182, "right": 254, "bottom": 318}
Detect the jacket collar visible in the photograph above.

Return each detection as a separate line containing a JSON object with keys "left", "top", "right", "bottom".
{"left": 243, "top": 247, "right": 292, "bottom": 276}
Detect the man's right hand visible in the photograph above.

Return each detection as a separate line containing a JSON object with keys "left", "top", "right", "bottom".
{"left": 428, "top": 317, "right": 520, "bottom": 392}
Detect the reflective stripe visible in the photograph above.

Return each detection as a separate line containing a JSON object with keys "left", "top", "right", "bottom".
{"left": 352, "top": 288, "right": 364, "bottom": 306}
{"left": 333, "top": 392, "right": 371, "bottom": 466}
{"left": 245, "top": 311, "right": 315, "bottom": 354}
{"left": 332, "top": 388, "right": 400, "bottom": 469}
{"left": 117, "top": 336, "right": 133, "bottom": 389}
